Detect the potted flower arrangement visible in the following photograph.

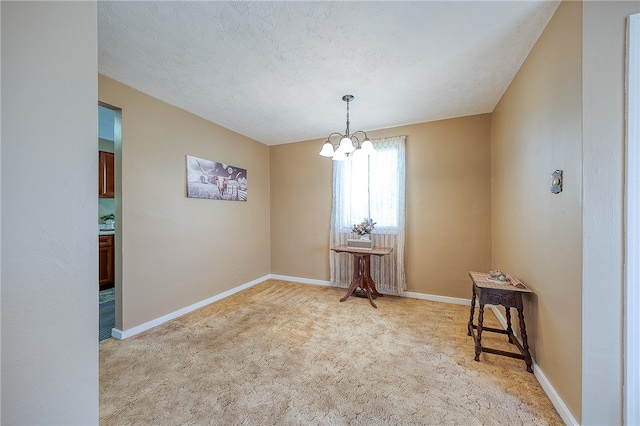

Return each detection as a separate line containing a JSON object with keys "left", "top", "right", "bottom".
{"left": 346, "top": 218, "right": 376, "bottom": 250}
{"left": 352, "top": 218, "right": 376, "bottom": 240}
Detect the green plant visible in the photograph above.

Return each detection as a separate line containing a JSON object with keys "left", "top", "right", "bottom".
{"left": 100, "top": 213, "right": 115, "bottom": 222}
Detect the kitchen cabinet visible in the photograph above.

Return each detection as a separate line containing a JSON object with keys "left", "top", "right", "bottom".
{"left": 99, "top": 151, "right": 115, "bottom": 198}
{"left": 99, "top": 234, "right": 114, "bottom": 288}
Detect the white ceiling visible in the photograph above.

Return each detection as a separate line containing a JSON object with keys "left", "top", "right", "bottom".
{"left": 98, "top": 1, "right": 559, "bottom": 146}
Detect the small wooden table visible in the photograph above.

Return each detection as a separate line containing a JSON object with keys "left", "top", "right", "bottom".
{"left": 331, "top": 245, "right": 393, "bottom": 308}
{"left": 467, "top": 271, "right": 534, "bottom": 373}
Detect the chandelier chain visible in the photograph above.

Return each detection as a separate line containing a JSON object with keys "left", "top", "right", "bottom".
{"left": 345, "top": 99, "right": 350, "bottom": 137}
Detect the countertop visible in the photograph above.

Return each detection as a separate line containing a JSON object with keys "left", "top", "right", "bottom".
{"left": 99, "top": 229, "right": 115, "bottom": 236}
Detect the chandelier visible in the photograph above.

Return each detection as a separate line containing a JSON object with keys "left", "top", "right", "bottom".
{"left": 319, "top": 95, "right": 375, "bottom": 160}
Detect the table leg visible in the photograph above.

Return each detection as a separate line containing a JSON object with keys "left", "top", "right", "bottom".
{"left": 363, "top": 256, "right": 384, "bottom": 298}
{"left": 363, "top": 279, "right": 377, "bottom": 309}
{"left": 366, "top": 276, "right": 384, "bottom": 297}
{"left": 505, "top": 307, "right": 514, "bottom": 344}
{"left": 474, "top": 304, "right": 484, "bottom": 362}
{"left": 518, "top": 308, "right": 533, "bottom": 373}
{"left": 340, "top": 277, "right": 363, "bottom": 302}
{"left": 358, "top": 256, "right": 377, "bottom": 308}
{"left": 340, "top": 256, "right": 364, "bottom": 302}
{"left": 468, "top": 285, "right": 476, "bottom": 336}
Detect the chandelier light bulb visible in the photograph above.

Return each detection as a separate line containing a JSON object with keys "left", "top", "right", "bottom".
{"left": 351, "top": 147, "right": 365, "bottom": 160}
{"left": 360, "top": 139, "right": 375, "bottom": 155}
{"left": 332, "top": 150, "right": 348, "bottom": 161}
{"left": 319, "top": 141, "right": 335, "bottom": 157}
{"left": 338, "top": 136, "right": 355, "bottom": 153}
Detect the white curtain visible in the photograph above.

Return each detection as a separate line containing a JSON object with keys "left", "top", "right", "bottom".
{"left": 329, "top": 136, "right": 406, "bottom": 294}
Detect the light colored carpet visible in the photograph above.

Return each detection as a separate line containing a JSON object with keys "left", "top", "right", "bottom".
{"left": 99, "top": 280, "right": 563, "bottom": 425}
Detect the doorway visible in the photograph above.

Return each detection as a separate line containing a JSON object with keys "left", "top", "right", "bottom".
{"left": 98, "top": 103, "right": 122, "bottom": 341}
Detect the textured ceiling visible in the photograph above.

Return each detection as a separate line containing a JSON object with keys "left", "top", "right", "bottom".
{"left": 98, "top": 1, "right": 559, "bottom": 146}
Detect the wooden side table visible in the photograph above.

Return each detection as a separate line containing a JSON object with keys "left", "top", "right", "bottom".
{"left": 331, "top": 245, "right": 393, "bottom": 308}
{"left": 467, "top": 271, "right": 534, "bottom": 373}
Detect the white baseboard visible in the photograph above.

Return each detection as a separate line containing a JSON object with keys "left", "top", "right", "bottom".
{"left": 490, "top": 306, "right": 579, "bottom": 426}
{"left": 111, "top": 274, "right": 270, "bottom": 340}
{"left": 270, "top": 275, "right": 475, "bottom": 306}
{"left": 269, "top": 274, "right": 331, "bottom": 287}
{"left": 403, "top": 290, "right": 472, "bottom": 306}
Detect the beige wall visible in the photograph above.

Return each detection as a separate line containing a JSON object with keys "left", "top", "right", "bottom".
{"left": 270, "top": 114, "right": 492, "bottom": 298}
{"left": 99, "top": 75, "right": 270, "bottom": 330}
{"left": 491, "top": 0, "right": 583, "bottom": 420}
{"left": 270, "top": 140, "right": 333, "bottom": 280}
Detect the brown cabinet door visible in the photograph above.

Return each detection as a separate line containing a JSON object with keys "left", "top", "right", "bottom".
{"left": 99, "top": 235, "right": 114, "bottom": 288}
{"left": 99, "top": 151, "right": 115, "bottom": 198}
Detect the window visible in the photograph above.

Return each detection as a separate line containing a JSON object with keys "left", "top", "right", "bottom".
{"left": 337, "top": 146, "right": 400, "bottom": 233}
{"left": 330, "top": 136, "right": 406, "bottom": 294}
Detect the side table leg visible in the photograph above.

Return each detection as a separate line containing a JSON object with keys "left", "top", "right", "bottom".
{"left": 367, "top": 276, "right": 384, "bottom": 297}
{"left": 362, "top": 256, "right": 378, "bottom": 308}
{"left": 363, "top": 256, "right": 383, "bottom": 298}
{"left": 363, "top": 282, "right": 377, "bottom": 309}
{"left": 340, "top": 255, "right": 363, "bottom": 303}
{"left": 518, "top": 308, "right": 533, "bottom": 373}
{"left": 505, "top": 307, "right": 514, "bottom": 344}
{"left": 468, "top": 286, "right": 476, "bottom": 336}
{"left": 340, "top": 278, "right": 362, "bottom": 302}
{"left": 475, "top": 304, "right": 484, "bottom": 362}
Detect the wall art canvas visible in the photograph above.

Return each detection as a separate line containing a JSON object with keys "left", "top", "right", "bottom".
{"left": 186, "top": 155, "right": 247, "bottom": 201}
